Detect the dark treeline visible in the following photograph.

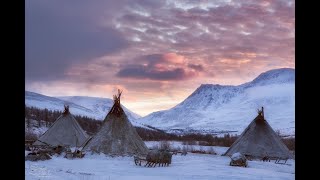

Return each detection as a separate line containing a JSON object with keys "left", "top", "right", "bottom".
{"left": 25, "top": 106, "right": 295, "bottom": 150}
{"left": 25, "top": 105, "right": 102, "bottom": 135}
{"left": 136, "top": 127, "right": 239, "bottom": 147}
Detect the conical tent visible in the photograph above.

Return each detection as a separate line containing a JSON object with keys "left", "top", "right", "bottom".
{"left": 223, "top": 107, "right": 294, "bottom": 159}
{"left": 33, "top": 106, "right": 89, "bottom": 147}
{"left": 83, "top": 90, "right": 149, "bottom": 156}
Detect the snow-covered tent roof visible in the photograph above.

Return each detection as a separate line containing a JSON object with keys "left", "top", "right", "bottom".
{"left": 33, "top": 106, "right": 89, "bottom": 147}
{"left": 83, "top": 90, "right": 148, "bottom": 156}
{"left": 223, "top": 107, "right": 294, "bottom": 159}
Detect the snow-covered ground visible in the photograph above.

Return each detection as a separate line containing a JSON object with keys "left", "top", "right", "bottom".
{"left": 25, "top": 141, "right": 295, "bottom": 180}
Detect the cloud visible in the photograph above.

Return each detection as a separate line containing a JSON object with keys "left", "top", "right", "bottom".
{"left": 188, "top": 64, "right": 204, "bottom": 71}
{"left": 117, "top": 65, "right": 193, "bottom": 80}
{"left": 25, "top": 0, "right": 129, "bottom": 81}
{"left": 116, "top": 53, "right": 198, "bottom": 80}
{"left": 112, "top": 0, "right": 294, "bottom": 74}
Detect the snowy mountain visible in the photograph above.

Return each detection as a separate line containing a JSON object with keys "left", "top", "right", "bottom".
{"left": 138, "top": 68, "right": 295, "bottom": 136}
{"left": 25, "top": 91, "right": 146, "bottom": 128}
{"left": 241, "top": 68, "right": 295, "bottom": 87}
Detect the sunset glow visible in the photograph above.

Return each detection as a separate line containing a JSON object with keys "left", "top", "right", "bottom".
{"left": 26, "top": 0, "right": 295, "bottom": 116}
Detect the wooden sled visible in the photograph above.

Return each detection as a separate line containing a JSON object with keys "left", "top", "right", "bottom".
{"left": 134, "top": 156, "right": 146, "bottom": 166}
{"left": 275, "top": 158, "right": 288, "bottom": 165}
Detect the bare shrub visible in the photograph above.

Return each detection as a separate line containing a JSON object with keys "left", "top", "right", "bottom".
{"left": 186, "top": 145, "right": 194, "bottom": 152}
{"left": 181, "top": 146, "right": 188, "bottom": 155}
{"left": 171, "top": 146, "right": 181, "bottom": 152}
{"left": 176, "top": 146, "right": 181, "bottom": 151}
{"left": 207, "top": 146, "right": 217, "bottom": 155}
{"left": 182, "top": 141, "right": 187, "bottom": 145}
{"left": 151, "top": 144, "right": 159, "bottom": 150}
{"left": 188, "top": 146, "right": 217, "bottom": 155}
{"left": 25, "top": 130, "right": 38, "bottom": 141}
{"left": 159, "top": 141, "right": 171, "bottom": 151}
{"left": 198, "top": 141, "right": 210, "bottom": 146}
{"left": 182, "top": 140, "right": 197, "bottom": 145}
{"left": 199, "top": 145, "right": 204, "bottom": 152}
{"left": 190, "top": 146, "right": 205, "bottom": 154}
{"left": 190, "top": 149, "right": 206, "bottom": 154}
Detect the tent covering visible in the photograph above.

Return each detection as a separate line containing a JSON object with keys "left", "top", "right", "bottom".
{"left": 83, "top": 90, "right": 149, "bottom": 156}
{"left": 33, "top": 106, "right": 89, "bottom": 147}
{"left": 223, "top": 107, "right": 294, "bottom": 159}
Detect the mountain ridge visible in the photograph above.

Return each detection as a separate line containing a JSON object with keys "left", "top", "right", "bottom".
{"left": 138, "top": 68, "right": 295, "bottom": 135}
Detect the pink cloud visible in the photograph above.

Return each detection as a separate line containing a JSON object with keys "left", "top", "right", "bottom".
{"left": 116, "top": 53, "right": 202, "bottom": 81}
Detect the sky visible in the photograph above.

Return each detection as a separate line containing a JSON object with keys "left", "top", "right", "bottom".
{"left": 25, "top": 0, "right": 295, "bottom": 116}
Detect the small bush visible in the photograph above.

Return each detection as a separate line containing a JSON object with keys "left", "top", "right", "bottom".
{"left": 207, "top": 146, "right": 217, "bottom": 155}
{"left": 190, "top": 147, "right": 216, "bottom": 155}
{"left": 186, "top": 145, "right": 194, "bottom": 152}
{"left": 182, "top": 141, "right": 187, "bottom": 145}
{"left": 171, "top": 146, "right": 181, "bottom": 152}
{"left": 199, "top": 141, "right": 211, "bottom": 146}
{"left": 150, "top": 144, "right": 159, "bottom": 150}
{"left": 182, "top": 140, "right": 197, "bottom": 145}
{"left": 25, "top": 131, "right": 38, "bottom": 141}
{"left": 159, "top": 141, "right": 171, "bottom": 151}
{"left": 181, "top": 146, "right": 188, "bottom": 155}
{"left": 190, "top": 149, "right": 206, "bottom": 154}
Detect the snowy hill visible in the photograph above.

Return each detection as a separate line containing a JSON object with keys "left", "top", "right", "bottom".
{"left": 25, "top": 91, "right": 146, "bottom": 128}
{"left": 138, "top": 68, "right": 295, "bottom": 136}
{"left": 56, "top": 96, "right": 141, "bottom": 121}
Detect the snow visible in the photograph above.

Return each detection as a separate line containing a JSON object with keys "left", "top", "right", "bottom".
{"left": 138, "top": 68, "right": 295, "bottom": 136}
{"left": 231, "top": 152, "right": 243, "bottom": 160}
{"left": 25, "top": 142, "right": 295, "bottom": 180}
{"left": 25, "top": 151, "right": 32, "bottom": 157}
{"left": 25, "top": 155, "right": 295, "bottom": 180}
